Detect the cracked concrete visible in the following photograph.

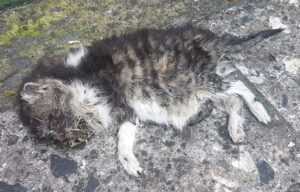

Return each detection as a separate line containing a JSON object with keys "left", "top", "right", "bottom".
{"left": 0, "top": 0, "right": 299, "bottom": 191}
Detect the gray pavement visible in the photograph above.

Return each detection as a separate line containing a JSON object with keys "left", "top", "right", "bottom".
{"left": 0, "top": 0, "right": 299, "bottom": 191}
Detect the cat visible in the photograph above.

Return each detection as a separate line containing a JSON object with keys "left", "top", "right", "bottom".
{"left": 18, "top": 26, "right": 282, "bottom": 176}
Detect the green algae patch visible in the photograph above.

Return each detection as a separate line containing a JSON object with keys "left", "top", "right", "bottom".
{"left": 0, "top": 18, "right": 39, "bottom": 45}
{"left": 15, "top": 20, "right": 39, "bottom": 37}
{"left": 0, "top": 0, "right": 76, "bottom": 45}
{"left": 0, "top": 13, "right": 39, "bottom": 45}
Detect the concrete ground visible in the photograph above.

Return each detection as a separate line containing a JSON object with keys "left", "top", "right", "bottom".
{"left": 0, "top": 0, "right": 299, "bottom": 191}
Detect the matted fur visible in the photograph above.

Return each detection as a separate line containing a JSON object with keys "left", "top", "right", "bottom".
{"left": 18, "top": 26, "right": 280, "bottom": 175}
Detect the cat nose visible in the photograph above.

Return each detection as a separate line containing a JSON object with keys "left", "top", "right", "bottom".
{"left": 23, "top": 82, "right": 40, "bottom": 92}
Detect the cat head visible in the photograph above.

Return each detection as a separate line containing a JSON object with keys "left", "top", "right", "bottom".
{"left": 19, "top": 78, "right": 94, "bottom": 147}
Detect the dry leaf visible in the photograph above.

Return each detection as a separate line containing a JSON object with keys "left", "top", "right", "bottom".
{"left": 5, "top": 92, "right": 18, "bottom": 98}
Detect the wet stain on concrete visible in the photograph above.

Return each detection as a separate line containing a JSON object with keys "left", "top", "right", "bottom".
{"left": 85, "top": 176, "right": 100, "bottom": 192}
{"left": 0, "top": 181, "right": 27, "bottom": 192}
{"left": 50, "top": 154, "right": 78, "bottom": 177}
{"left": 256, "top": 160, "right": 275, "bottom": 184}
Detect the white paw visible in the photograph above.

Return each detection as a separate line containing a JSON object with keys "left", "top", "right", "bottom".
{"left": 228, "top": 117, "right": 246, "bottom": 143}
{"left": 119, "top": 153, "right": 142, "bottom": 176}
{"left": 249, "top": 102, "right": 271, "bottom": 124}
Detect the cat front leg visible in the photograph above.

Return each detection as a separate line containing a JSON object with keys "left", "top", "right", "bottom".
{"left": 118, "top": 121, "right": 142, "bottom": 176}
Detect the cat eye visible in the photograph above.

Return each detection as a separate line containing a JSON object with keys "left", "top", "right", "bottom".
{"left": 40, "top": 85, "right": 49, "bottom": 91}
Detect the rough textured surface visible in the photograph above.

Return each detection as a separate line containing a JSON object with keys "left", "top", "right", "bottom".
{"left": 50, "top": 154, "right": 78, "bottom": 177}
{"left": 256, "top": 160, "right": 275, "bottom": 184}
{"left": 0, "top": 0, "right": 299, "bottom": 192}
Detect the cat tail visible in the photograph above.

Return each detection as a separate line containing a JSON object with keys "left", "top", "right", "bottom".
{"left": 221, "top": 28, "right": 283, "bottom": 53}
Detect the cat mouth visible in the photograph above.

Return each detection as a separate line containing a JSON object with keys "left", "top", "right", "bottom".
{"left": 51, "top": 130, "right": 94, "bottom": 147}
{"left": 33, "top": 116, "right": 95, "bottom": 147}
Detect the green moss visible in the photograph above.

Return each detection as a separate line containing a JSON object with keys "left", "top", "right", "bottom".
{"left": 0, "top": 20, "right": 38, "bottom": 45}
{"left": 38, "top": 12, "right": 68, "bottom": 26}
{"left": 0, "top": 0, "right": 75, "bottom": 45}
{"left": 15, "top": 21, "right": 39, "bottom": 37}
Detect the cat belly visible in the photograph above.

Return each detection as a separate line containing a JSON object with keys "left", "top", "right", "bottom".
{"left": 129, "top": 95, "right": 203, "bottom": 130}
{"left": 129, "top": 100, "right": 169, "bottom": 124}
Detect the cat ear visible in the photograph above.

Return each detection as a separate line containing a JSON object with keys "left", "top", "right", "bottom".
{"left": 20, "top": 82, "right": 41, "bottom": 104}
{"left": 23, "top": 82, "right": 40, "bottom": 91}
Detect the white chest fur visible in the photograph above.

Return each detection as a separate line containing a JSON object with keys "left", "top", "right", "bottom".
{"left": 129, "top": 92, "right": 209, "bottom": 130}
{"left": 69, "top": 80, "right": 112, "bottom": 128}
{"left": 129, "top": 100, "right": 169, "bottom": 124}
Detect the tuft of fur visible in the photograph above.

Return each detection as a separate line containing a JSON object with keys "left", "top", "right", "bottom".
{"left": 65, "top": 45, "right": 87, "bottom": 67}
{"left": 18, "top": 26, "right": 280, "bottom": 175}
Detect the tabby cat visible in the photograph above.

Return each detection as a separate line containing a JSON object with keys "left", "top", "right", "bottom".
{"left": 18, "top": 26, "right": 281, "bottom": 176}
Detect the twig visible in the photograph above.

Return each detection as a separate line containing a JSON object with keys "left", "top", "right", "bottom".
{"left": 0, "top": 71, "right": 17, "bottom": 82}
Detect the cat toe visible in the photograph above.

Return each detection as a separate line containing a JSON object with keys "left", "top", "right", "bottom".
{"left": 249, "top": 102, "right": 271, "bottom": 124}
{"left": 119, "top": 154, "right": 143, "bottom": 177}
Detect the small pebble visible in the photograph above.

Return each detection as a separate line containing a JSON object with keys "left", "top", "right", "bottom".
{"left": 288, "top": 142, "right": 295, "bottom": 147}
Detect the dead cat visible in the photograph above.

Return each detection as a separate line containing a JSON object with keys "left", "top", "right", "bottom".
{"left": 18, "top": 26, "right": 282, "bottom": 176}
